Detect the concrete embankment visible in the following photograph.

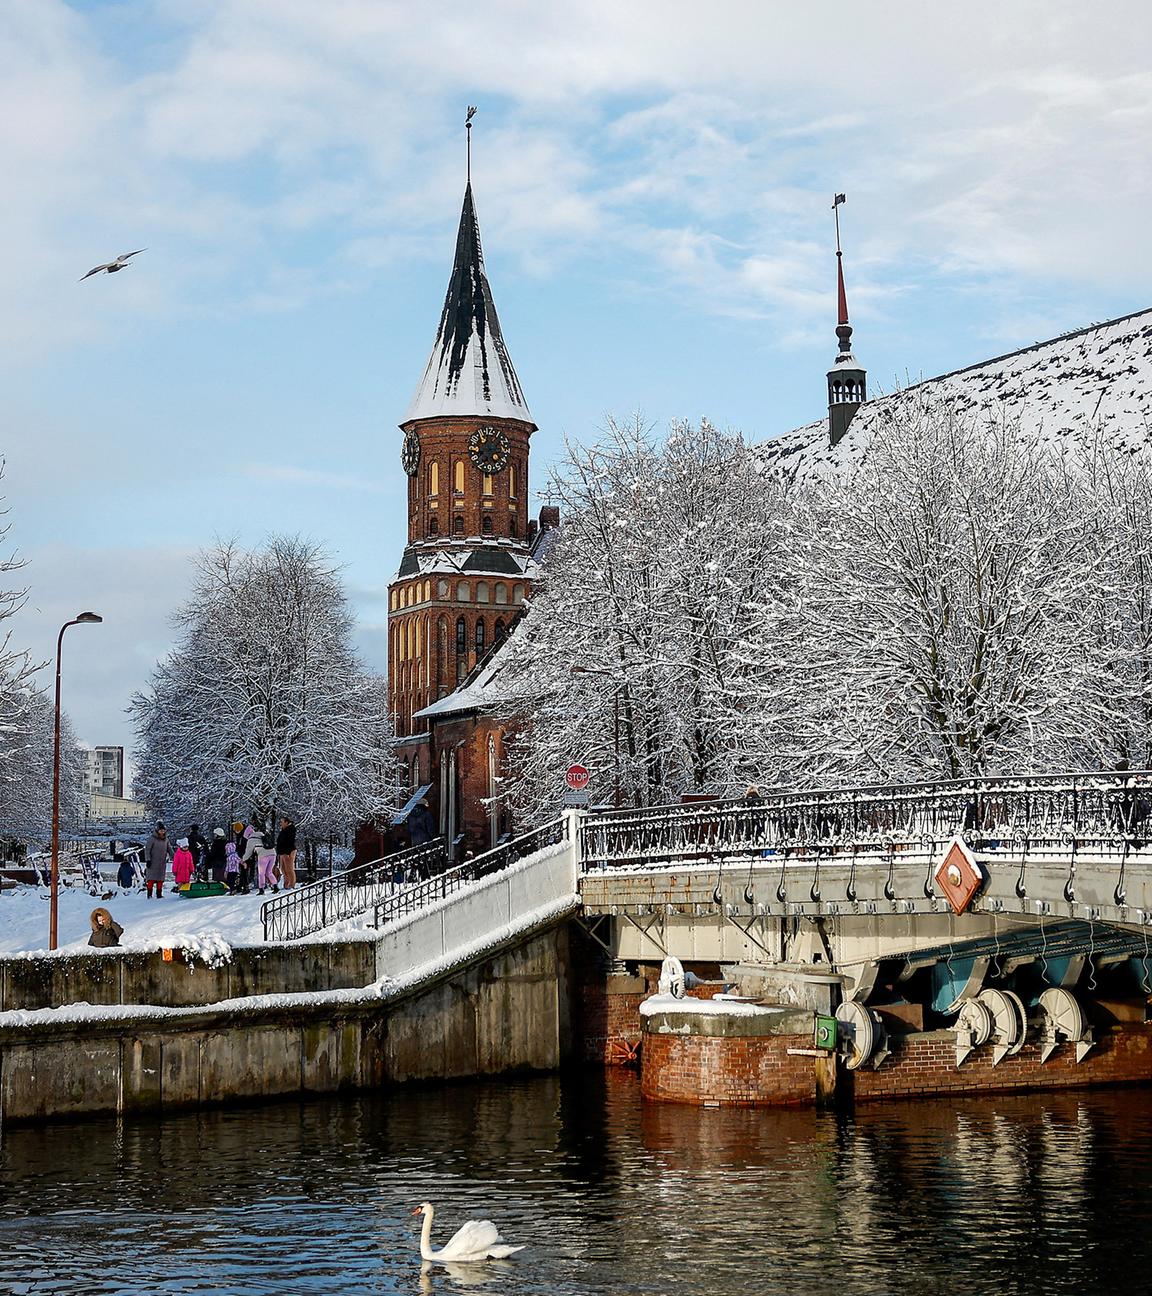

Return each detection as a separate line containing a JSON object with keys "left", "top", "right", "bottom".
{"left": 0, "top": 840, "right": 581, "bottom": 1124}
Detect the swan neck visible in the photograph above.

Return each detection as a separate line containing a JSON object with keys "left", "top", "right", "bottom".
{"left": 420, "top": 1205, "right": 435, "bottom": 1259}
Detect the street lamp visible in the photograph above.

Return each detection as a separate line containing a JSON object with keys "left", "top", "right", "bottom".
{"left": 49, "top": 611, "right": 103, "bottom": 951}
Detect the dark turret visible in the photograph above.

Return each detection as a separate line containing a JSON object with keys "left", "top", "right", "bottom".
{"left": 827, "top": 194, "right": 867, "bottom": 447}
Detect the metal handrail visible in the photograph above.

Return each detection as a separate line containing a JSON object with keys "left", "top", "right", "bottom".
{"left": 373, "top": 819, "right": 566, "bottom": 929}
{"left": 261, "top": 839, "right": 447, "bottom": 941}
{"left": 579, "top": 768, "right": 1152, "bottom": 869}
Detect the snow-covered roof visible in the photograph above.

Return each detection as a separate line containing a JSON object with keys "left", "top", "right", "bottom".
{"left": 403, "top": 183, "right": 534, "bottom": 426}
{"left": 415, "top": 643, "right": 513, "bottom": 721}
{"left": 762, "top": 306, "right": 1152, "bottom": 482}
{"left": 394, "top": 541, "right": 538, "bottom": 583}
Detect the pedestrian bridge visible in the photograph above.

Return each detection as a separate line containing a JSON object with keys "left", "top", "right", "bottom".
{"left": 260, "top": 768, "right": 1152, "bottom": 1003}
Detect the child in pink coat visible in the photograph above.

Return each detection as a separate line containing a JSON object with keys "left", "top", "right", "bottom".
{"left": 172, "top": 838, "right": 196, "bottom": 889}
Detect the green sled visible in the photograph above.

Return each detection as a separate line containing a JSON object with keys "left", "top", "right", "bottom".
{"left": 178, "top": 881, "right": 230, "bottom": 899}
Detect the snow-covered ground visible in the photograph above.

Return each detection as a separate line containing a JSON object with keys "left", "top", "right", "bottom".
{"left": 0, "top": 882, "right": 375, "bottom": 957}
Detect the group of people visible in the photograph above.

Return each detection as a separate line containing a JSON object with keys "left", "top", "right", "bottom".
{"left": 133, "top": 816, "right": 298, "bottom": 898}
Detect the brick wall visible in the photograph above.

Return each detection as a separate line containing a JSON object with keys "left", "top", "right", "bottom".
{"left": 641, "top": 1030, "right": 816, "bottom": 1106}
{"left": 852, "top": 1025, "right": 1152, "bottom": 1101}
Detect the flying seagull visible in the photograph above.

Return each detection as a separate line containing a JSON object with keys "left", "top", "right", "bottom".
{"left": 79, "top": 249, "right": 146, "bottom": 281}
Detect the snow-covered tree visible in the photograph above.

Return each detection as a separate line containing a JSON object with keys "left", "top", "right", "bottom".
{"left": 496, "top": 417, "right": 795, "bottom": 821}
{"left": 0, "top": 686, "right": 86, "bottom": 843}
{"left": 130, "top": 535, "right": 400, "bottom": 833}
{"left": 784, "top": 395, "right": 1088, "bottom": 782}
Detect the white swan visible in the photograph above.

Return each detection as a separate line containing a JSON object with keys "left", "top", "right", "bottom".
{"left": 413, "top": 1201, "right": 525, "bottom": 1263}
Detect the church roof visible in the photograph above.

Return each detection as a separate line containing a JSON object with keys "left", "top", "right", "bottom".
{"left": 403, "top": 183, "right": 534, "bottom": 426}
{"left": 762, "top": 305, "right": 1152, "bottom": 482}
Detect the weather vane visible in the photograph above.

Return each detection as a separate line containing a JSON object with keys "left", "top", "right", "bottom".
{"left": 466, "top": 105, "right": 477, "bottom": 183}
{"left": 832, "top": 192, "right": 846, "bottom": 255}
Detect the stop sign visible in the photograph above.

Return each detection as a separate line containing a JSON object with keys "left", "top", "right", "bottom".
{"left": 566, "top": 763, "right": 590, "bottom": 792}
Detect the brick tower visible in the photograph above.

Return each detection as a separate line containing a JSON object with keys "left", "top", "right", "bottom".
{"left": 387, "top": 176, "right": 555, "bottom": 854}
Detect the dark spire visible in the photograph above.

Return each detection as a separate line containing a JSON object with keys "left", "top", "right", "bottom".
{"left": 403, "top": 182, "right": 533, "bottom": 426}
{"left": 828, "top": 193, "right": 866, "bottom": 447}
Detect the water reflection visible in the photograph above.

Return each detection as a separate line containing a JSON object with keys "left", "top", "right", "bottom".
{"left": 1, "top": 1075, "right": 1151, "bottom": 1294}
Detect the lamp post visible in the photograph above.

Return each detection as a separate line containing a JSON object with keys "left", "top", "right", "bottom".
{"left": 50, "top": 612, "right": 103, "bottom": 951}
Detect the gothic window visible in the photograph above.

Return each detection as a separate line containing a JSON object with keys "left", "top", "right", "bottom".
{"left": 455, "top": 616, "right": 467, "bottom": 657}
{"left": 390, "top": 589, "right": 397, "bottom": 611}
{"left": 513, "top": 583, "right": 524, "bottom": 603}
{"left": 476, "top": 581, "right": 489, "bottom": 603}
{"left": 495, "top": 583, "right": 508, "bottom": 605}
{"left": 423, "top": 580, "right": 431, "bottom": 602}
{"left": 482, "top": 515, "right": 493, "bottom": 534}
{"left": 436, "top": 617, "right": 447, "bottom": 689}
{"left": 494, "top": 617, "right": 506, "bottom": 644}
{"left": 483, "top": 473, "right": 493, "bottom": 497}
{"left": 509, "top": 515, "right": 517, "bottom": 537}
{"left": 430, "top": 462, "right": 439, "bottom": 497}
{"left": 453, "top": 514, "right": 464, "bottom": 535}
{"left": 429, "top": 515, "right": 439, "bottom": 535}
{"left": 457, "top": 582, "right": 471, "bottom": 601}
{"left": 454, "top": 461, "right": 464, "bottom": 495}
{"left": 509, "top": 465, "right": 517, "bottom": 498}
{"left": 475, "top": 619, "right": 486, "bottom": 656}
{"left": 437, "top": 579, "right": 449, "bottom": 598}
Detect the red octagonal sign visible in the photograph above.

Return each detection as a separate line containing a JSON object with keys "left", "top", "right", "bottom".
{"left": 566, "top": 764, "right": 590, "bottom": 792}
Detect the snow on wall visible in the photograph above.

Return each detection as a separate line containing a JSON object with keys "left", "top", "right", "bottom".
{"left": 760, "top": 306, "right": 1152, "bottom": 482}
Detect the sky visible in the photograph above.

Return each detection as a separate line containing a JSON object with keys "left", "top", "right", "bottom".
{"left": 3, "top": 1, "right": 1152, "bottom": 774}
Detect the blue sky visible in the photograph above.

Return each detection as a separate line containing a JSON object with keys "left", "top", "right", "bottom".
{"left": 3, "top": 0, "right": 1152, "bottom": 767}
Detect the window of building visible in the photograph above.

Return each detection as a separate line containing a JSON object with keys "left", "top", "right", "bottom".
{"left": 513, "top": 583, "right": 525, "bottom": 603}
{"left": 454, "top": 461, "right": 464, "bottom": 494}
{"left": 429, "top": 515, "right": 439, "bottom": 535}
{"left": 455, "top": 616, "right": 467, "bottom": 657}
{"left": 483, "top": 473, "right": 493, "bottom": 497}
{"left": 482, "top": 515, "right": 493, "bottom": 535}
{"left": 430, "top": 462, "right": 439, "bottom": 496}
{"left": 423, "top": 580, "right": 431, "bottom": 602}
{"left": 475, "top": 619, "right": 486, "bottom": 656}
{"left": 453, "top": 515, "right": 464, "bottom": 535}
{"left": 390, "top": 589, "right": 398, "bottom": 611}
{"left": 494, "top": 617, "right": 506, "bottom": 643}
{"left": 495, "top": 583, "right": 508, "bottom": 605}
{"left": 509, "top": 465, "right": 516, "bottom": 499}
{"left": 457, "top": 582, "right": 471, "bottom": 601}
{"left": 437, "top": 579, "right": 449, "bottom": 598}
{"left": 509, "top": 515, "right": 517, "bottom": 537}
{"left": 476, "top": 581, "right": 489, "bottom": 603}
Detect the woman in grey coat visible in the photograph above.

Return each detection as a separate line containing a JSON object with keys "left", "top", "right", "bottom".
{"left": 143, "top": 823, "right": 170, "bottom": 898}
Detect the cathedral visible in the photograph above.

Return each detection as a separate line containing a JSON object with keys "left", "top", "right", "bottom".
{"left": 385, "top": 178, "right": 558, "bottom": 858}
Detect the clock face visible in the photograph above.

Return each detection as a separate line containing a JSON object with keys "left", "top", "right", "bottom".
{"left": 401, "top": 431, "right": 421, "bottom": 477}
{"left": 468, "top": 425, "right": 511, "bottom": 474}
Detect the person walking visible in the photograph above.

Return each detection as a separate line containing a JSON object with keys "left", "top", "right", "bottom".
{"left": 242, "top": 827, "right": 278, "bottom": 895}
{"left": 186, "top": 824, "right": 206, "bottom": 880}
{"left": 276, "top": 815, "right": 297, "bottom": 890}
{"left": 206, "top": 828, "right": 228, "bottom": 884}
{"left": 224, "top": 839, "right": 241, "bottom": 892}
{"left": 115, "top": 852, "right": 137, "bottom": 890}
{"left": 142, "top": 823, "right": 170, "bottom": 898}
{"left": 88, "top": 907, "right": 123, "bottom": 947}
{"left": 407, "top": 799, "right": 436, "bottom": 847}
{"left": 172, "top": 838, "right": 196, "bottom": 890}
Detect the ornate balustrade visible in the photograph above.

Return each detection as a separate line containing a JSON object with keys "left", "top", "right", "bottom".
{"left": 373, "top": 819, "right": 566, "bottom": 928}
{"left": 261, "top": 840, "right": 447, "bottom": 942}
{"left": 578, "top": 770, "right": 1152, "bottom": 871}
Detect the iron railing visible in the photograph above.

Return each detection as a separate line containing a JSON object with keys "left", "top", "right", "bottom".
{"left": 373, "top": 819, "right": 566, "bottom": 928}
{"left": 579, "top": 769, "right": 1152, "bottom": 869}
{"left": 261, "top": 839, "right": 447, "bottom": 942}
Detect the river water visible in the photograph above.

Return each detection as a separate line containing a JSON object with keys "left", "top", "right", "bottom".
{"left": 1, "top": 1072, "right": 1149, "bottom": 1295}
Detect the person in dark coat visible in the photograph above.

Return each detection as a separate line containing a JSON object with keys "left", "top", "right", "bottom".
{"left": 407, "top": 799, "right": 436, "bottom": 847}
{"left": 275, "top": 815, "right": 297, "bottom": 890}
{"left": 142, "top": 823, "right": 170, "bottom": 898}
{"left": 88, "top": 907, "right": 123, "bottom": 947}
{"left": 115, "top": 853, "right": 137, "bottom": 890}
{"left": 206, "top": 828, "right": 228, "bottom": 884}
{"left": 186, "top": 824, "right": 206, "bottom": 879}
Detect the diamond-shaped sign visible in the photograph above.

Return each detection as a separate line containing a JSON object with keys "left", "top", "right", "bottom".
{"left": 934, "top": 837, "right": 984, "bottom": 914}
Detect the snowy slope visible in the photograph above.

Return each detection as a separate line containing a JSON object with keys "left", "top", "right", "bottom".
{"left": 760, "top": 306, "right": 1152, "bottom": 482}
